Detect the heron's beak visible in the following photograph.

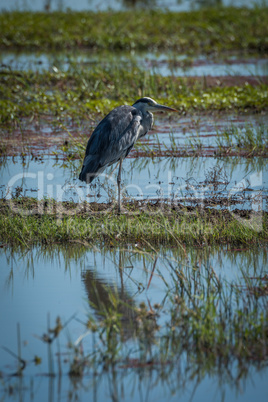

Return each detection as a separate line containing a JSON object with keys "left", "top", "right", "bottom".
{"left": 152, "top": 103, "right": 178, "bottom": 113}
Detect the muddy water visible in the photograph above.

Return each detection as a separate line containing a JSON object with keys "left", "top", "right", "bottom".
{"left": 0, "top": 244, "right": 267, "bottom": 401}
{"left": 2, "top": 114, "right": 266, "bottom": 157}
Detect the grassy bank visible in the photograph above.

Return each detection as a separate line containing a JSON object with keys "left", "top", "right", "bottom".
{"left": 0, "top": 198, "right": 267, "bottom": 247}
{"left": 0, "top": 8, "right": 267, "bottom": 53}
{"left": 1, "top": 67, "right": 267, "bottom": 127}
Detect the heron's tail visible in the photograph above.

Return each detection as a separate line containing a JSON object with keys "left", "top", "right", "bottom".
{"left": 79, "top": 155, "right": 101, "bottom": 184}
{"left": 79, "top": 169, "right": 92, "bottom": 183}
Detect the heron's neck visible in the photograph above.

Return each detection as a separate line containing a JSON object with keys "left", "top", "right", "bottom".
{"left": 133, "top": 103, "right": 148, "bottom": 113}
{"left": 134, "top": 104, "right": 152, "bottom": 117}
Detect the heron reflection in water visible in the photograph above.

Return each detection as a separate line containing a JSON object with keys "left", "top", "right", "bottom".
{"left": 79, "top": 97, "right": 177, "bottom": 213}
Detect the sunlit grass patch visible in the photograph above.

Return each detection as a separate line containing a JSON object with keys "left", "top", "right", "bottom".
{"left": 0, "top": 67, "right": 267, "bottom": 128}
{"left": 0, "top": 198, "right": 267, "bottom": 247}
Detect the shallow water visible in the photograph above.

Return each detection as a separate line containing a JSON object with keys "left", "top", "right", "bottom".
{"left": 1, "top": 50, "right": 267, "bottom": 77}
{"left": 150, "top": 113, "right": 267, "bottom": 150}
{"left": 0, "top": 244, "right": 267, "bottom": 401}
{"left": 1, "top": 154, "right": 266, "bottom": 212}
{"left": 2, "top": 114, "right": 266, "bottom": 156}
{"left": 1, "top": 112, "right": 267, "bottom": 209}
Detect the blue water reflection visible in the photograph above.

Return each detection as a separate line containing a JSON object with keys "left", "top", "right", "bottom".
{"left": 0, "top": 244, "right": 267, "bottom": 400}
{"left": 1, "top": 155, "right": 266, "bottom": 213}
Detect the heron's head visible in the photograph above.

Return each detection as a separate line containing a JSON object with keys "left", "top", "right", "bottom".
{"left": 132, "top": 97, "right": 177, "bottom": 113}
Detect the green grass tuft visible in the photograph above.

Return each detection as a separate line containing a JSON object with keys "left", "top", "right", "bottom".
{"left": 1, "top": 67, "right": 267, "bottom": 128}
{"left": 0, "top": 198, "right": 267, "bottom": 247}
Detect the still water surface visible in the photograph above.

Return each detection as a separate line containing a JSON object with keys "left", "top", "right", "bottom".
{"left": 1, "top": 155, "right": 267, "bottom": 212}
{"left": 1, "top": 50, "right": 267, "bottom": 77}
{"left": 0, "top": 244, "right": 267, "bottom": 401}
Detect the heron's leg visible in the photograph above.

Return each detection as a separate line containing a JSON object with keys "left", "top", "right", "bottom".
{"left": 110, "top": 161, "right": 120, "bottom": 176}
{"left": 117, "top": 158, "right": 123, "bottom": 214}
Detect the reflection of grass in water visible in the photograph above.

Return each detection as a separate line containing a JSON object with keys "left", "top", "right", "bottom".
{"left": 128, "top": 153, "right": 266, "bottom": 177}
{"left": 216, "top": 123, "right": 268, "bottom": 155}
{"left": 3, "top": 242, "right": 266, "bottom": 281}
{"left": 66, "top": 252, "right": 268, "bottom": 379}
{"left": 2, "top": 244, "right": 267, "bottom": 395}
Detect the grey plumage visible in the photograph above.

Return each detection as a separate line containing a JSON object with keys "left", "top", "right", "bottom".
{"left": 79, "top": 105, "right": 147, "bottom": 183}
{"left": 79, "top": 97, "right": 177, "bottom": 212}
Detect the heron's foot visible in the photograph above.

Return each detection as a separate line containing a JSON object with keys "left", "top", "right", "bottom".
{"left": 117, "top": 203, "right": 127, "bottom": 215}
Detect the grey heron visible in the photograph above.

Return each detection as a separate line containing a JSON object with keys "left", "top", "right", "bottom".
{"left": 79, "top": 97, "right": 177, "bottom": 213}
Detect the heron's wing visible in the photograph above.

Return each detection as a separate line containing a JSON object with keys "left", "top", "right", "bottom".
{"left": 99, "top": 112, "right": 142, "bottom": 166}
{"left": 85, "top": 106, "right": 141, "bottom": 155}
{"left": 79, "top": 106, "right": 142, "bottom": 183}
